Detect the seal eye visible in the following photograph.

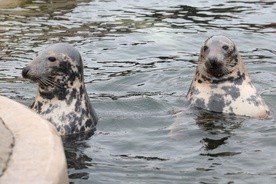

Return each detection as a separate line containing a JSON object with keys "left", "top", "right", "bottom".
{"left": 48, "top": 57, "right": 56, "bottom": 62}
{"left": 203, "top": 46, "right": 208, "bottom": 52}
{"left": 222, "top": 45, "right": 229, "bottom": 51}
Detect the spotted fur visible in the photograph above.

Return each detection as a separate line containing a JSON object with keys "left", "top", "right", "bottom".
{"left": 187, "top": 35, "right": 269, "bottom": 118}
{"left": 22, "top": 43, "right": 98, "bottom": 135}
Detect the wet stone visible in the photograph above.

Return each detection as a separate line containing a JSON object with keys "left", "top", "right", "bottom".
{"left": 0, "top": 118, "right": 14, "bottom": 177}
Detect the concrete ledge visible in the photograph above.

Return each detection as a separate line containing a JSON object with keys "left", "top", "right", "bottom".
{"left": 0, "top": 96, "right": 68, "bottom": 184}
{"left": 0, "top": 118, "right": 14, "bottom": 177}
{"left": 0, "top": 0, "right": 22, "bottom": 8}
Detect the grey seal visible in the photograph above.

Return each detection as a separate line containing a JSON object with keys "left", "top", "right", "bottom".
{"left": 187, "top": 35, "right": 270, "bottom": 118}
{"left": 22, "top": 43, "right": 98, "bottom": 135}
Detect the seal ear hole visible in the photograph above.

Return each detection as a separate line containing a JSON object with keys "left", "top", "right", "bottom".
{"left": 203, "top": 46, "right": 208, "bottom": 52}
{"left": 222, "top": 45, "right": 229, "bottom": 51}
{"left": 48, "top": 57, "right": 56, "bottom": 62}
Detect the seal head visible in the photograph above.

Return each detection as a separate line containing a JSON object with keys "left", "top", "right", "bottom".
{"left": 22, "top": 43, "right": 98, "bottom": 135}
{"left": 199, "top": 36, "right": 238, "bottom": 78}
{"left": 187, "top": 35, "right": 269, "bottom": 118}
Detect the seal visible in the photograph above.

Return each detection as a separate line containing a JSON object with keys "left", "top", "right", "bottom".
{"left": 187, "top": 35, "right": 270, "bottom": 118}
{"left": 22, "top": 43, "right": 98, "bottom": 135}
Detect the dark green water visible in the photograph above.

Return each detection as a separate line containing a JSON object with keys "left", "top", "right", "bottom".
{"left": 0, "top": 0, "right": 275, "bottom": 183}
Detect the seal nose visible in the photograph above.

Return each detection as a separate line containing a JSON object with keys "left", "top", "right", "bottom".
{"left": 22, "top": 66, "right": 30, "bottom": 78}
{"left": 205, "top": 57, "right": 219, "bottom": 69}
{"left": 208, "top": 57, "right": 218, "bottom": 66}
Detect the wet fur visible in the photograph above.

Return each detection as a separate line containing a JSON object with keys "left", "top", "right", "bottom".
{"left": 22, "top": 43, "right": 98, "bottom": 135}
{"left": 187, "top": 36, "right": 269, "bottom": 118}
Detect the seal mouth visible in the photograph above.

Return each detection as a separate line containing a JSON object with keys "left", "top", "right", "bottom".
{"left": 204, "top": 58, "right": 226, "bottom": 78}
{"left": 206, "top": 67, "right": 225, "bottom": 78}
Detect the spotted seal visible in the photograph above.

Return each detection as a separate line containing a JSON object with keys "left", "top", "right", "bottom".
{"left": 22, "top": 43, "right": 98, "bottom": 135}
{"left": 186, "top": 35, "right": 270, "bottom": 118}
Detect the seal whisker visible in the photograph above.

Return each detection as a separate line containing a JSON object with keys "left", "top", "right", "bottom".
{"left": 222, "top": 67, "right": 232, "bottom": 75}
{"left": 37, "top": 77, "right": 54, "bottom": 88}
{"left": 43, "top": 77, "right": 64, "bottom": 88}
{"left": 38, "top": 79, "right": 49, "bottom": 88}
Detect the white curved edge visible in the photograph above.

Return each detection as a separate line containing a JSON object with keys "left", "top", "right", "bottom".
{"left": 0, "top": 95, "right": 68, "bottom": 184}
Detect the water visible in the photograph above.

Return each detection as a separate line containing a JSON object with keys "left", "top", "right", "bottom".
{"left": 0, "top": 0, "right": 275, "bottom": 183}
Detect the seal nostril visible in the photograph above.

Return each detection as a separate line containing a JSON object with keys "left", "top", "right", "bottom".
{"left": 206, "top": 57, "right": 218, "bottom": 67}
{"left": 22, "top": 66, "right": 30, "bottom": 78}
{"left": 203, "top": 46, "right": 208, "bottom": 52}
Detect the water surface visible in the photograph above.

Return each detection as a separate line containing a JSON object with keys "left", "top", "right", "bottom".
{"left": 0, "top": 0, "right": 275, "bottom": 183}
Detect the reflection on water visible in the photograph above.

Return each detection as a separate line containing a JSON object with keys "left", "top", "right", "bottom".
{"left": 0, "top": 0, "right": 275, "bottom": 183}
{"left": 195, "top": 112, "right": 244, "bottom": 157}
{"left": 64, "top": 137, "right": 92, "bottom": 181}
{"left": 195, "top": 111, "right": 244, "bottom": 134}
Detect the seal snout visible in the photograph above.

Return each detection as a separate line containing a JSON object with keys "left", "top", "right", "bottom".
{"left": 205, "top": 57, "right": 222, "bottom": 69}
{"left": 22, "top": 66, "right": 31, "bottom": 79}
{"left": 205, "top": 57, "right": 225, "bottom": 78}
